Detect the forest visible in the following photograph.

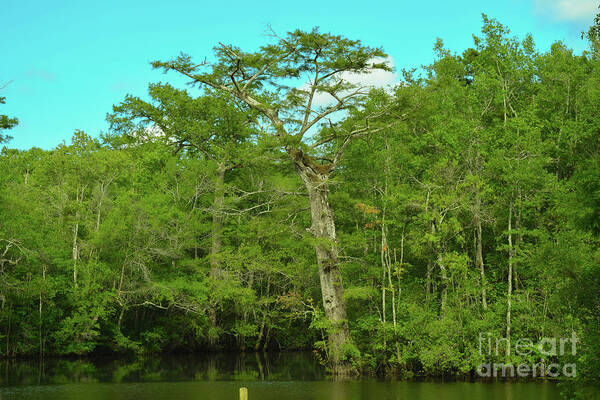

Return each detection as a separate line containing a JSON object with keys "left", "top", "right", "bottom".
{"left": 1, "top": 13, "right": 599, "bottom": 398}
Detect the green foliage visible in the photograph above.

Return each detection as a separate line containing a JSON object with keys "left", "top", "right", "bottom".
{"left": 1, "top": 18, "right": 599, "bottom": 397}
{"left": 0, "top": 90, "right": 18, "bottom": 144}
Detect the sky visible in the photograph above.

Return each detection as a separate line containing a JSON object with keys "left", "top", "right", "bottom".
{"left": 1, "top": 0, "right": 598, "bottom": 150}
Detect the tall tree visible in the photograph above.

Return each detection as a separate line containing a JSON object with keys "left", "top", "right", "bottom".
{"left": 109, "top": 85, "right": 259, "bottom": 347}
{"left": 152, "top": 28, "right": 405, "bottom": 373}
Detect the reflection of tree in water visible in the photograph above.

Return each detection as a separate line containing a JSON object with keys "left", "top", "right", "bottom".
{"left": 330, "top": 381, "right": 347, "bottom": 400}
{"left": 0, "top": 359, "right": 99, "bottom": 386}
{"left": 0, "top": 352, "right": 324, "bottom": 386}
{"left": 204, "top": 357, "right": 217, "bottom": 381}
{"left": 112, "top": 359, "right": 142, "bottom": 383}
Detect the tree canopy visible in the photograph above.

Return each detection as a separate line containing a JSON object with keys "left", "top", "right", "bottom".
{"left": 1, "top": 14, "right": 599, "bottom": 397}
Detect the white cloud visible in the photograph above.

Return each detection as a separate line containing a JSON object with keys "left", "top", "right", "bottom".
{"left": 300, "top": 56, "right": 398, "bottom": 107}
{"left": 340, "top": 56, "right": 398, "bottom": 88}
{"left": 535, "top": 0, "right": 598, "bottom": 23}
{"left": 144, "top": 124, "right": 166, "bottom": 139}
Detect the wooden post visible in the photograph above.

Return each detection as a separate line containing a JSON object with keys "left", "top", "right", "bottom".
{"left": 239, "top": 387, "right": 248, "bottom": 400}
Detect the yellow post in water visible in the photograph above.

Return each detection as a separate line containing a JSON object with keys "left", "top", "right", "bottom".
{"left": 240, "top": 387, "right": 248, "bottom": 400}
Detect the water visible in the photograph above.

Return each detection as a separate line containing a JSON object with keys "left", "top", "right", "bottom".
{"left": 0, "top": 352, "right": 562, "bottom": 400}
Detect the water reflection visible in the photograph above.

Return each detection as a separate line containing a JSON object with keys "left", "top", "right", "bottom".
{"left": 0, "top": 352, "right": 324, "bottom": 387}
{"left": 0, "top": 353, "right": 563, "bottom": 400}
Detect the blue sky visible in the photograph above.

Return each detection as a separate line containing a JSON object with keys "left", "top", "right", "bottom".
{"left": 1, "top": 0, "right": 598, "bottom": 150}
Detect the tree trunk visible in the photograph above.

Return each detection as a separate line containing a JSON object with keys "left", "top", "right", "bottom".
{"left": 118, "top": 306, "right": 125, "bottom": 330}
{"left": 72, "top": 221, "right": 79, "bottom": 288}
{"left": 474, "top": 191, "right": 487, "bottom": 309}
{"left": 506, "top": 201, "right": 513, "bottom": 358}
{"left": 208, "top": 162, "right": 226, "bottom": 347}
{"left": 39, "top": 265, "right": 46, "bottom": 360}
{"left": 514, "top": 189, "right": 522, "bottom": 291}
{"left": 255, "top": 351, "right": 265, "bottom": 380}
{"left": 95, "top": 180, "right": 111, "bottom": 232}
{"left": 380, "top": 221, "right": 387, "bottom": 349}
{"left": 6, "top": 305, "right": 11, "bottom": 357}
{"left": 72, "top": 186, "right": 84, "bottom": 288}
{"left": 426, "top": 221, "right": 435, "bottom": 300}
{"left": 381, "top": 222, "right": 396, "bottom": 354}
{"left": 426, "top": 261, "right": 432, "bottom": 300}
{"left": 381, "top": 140, "right": 396, "bottom": 352}
{"left": 289, "top": 149, "right": 353, "bottom": 375}
{"left": 387, "top": 239, "right": 396, "bottom": 341}
{"left": 255, "top": 277, "right": 270, "bottom": 351}
{"left": 395, "top": 242, "right": 402, "bottom": 362}
{"left": 255, "top": 314, "right": 266, "bottom": 351}
{"left": 439, "top": 255, "right": 448, "bottom": 315}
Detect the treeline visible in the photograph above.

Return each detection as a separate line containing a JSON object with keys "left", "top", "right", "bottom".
{"left": 1, "top": 14, "right": 599, "bottom": 395}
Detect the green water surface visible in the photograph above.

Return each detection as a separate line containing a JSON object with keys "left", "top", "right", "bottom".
{"left": 0, "top": 352, "right": 563, "bottom": 400}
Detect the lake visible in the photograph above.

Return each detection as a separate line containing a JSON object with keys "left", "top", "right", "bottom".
{"left": 0, "top": 352, "right": 562, "bottom": 399}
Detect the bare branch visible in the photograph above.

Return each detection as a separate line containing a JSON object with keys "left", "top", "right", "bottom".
{"left": 242, "top": 46, "right": 299, "bottom": 91}
{"left": 297, "top": 88, "right": 368, "bottom": 139}
{"left": 0, "top": 80, "right": 13, "bottom": 91}
{"left": 332, "top": 112, "right": 408, "bottom": 167}
{"left": 300, "top": 50, "right": 322, "bottom": 131}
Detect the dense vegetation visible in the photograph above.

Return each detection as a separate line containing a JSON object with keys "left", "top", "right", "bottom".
{"left": 1, "top": 14, "right": 599, "bottom": 397}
